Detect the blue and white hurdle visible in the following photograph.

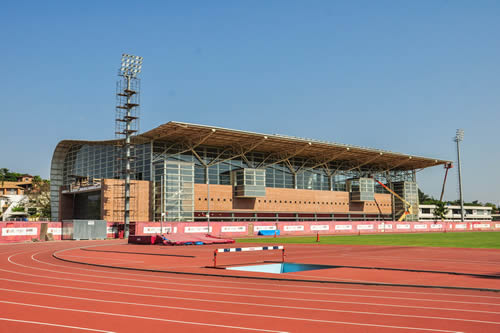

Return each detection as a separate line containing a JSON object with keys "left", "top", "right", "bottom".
{"left": 213, "top": 245, "right": 285, "bottom": 267}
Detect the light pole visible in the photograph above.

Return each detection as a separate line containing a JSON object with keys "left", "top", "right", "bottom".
{"left": 206, "top": 165, "right": 210, "bottom": 235}
{"left": 117, "top": 53, "right": 143, "bottom": 238}
{"left": 454, "top": 129, "right": 465, "bottom": 222}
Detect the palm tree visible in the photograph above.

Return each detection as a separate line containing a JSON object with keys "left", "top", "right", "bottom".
{"left": 433, "top": 201, "right": 449, "bottom": 221}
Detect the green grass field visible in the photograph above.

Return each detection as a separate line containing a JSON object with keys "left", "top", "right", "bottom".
{"left": 236, "top": 231, "right": 500, "bottom": 249}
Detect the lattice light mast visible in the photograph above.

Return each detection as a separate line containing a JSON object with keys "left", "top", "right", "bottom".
{"left": 116, "top": 53, "right": 143, "bottom": 238}
{"left": 454, "top": 129, "right": 465, "bottom": 222}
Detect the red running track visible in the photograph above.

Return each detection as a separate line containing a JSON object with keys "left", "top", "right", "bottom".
{"left": 0, "top": 240, "right": 499, "bottom": 333}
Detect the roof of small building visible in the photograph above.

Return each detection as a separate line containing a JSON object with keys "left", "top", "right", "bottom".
{"left": 0, "top": 182, "right": 24, "bottom": 190}
{"left": 419, "top": 204, "right": 492, "bottom": 210}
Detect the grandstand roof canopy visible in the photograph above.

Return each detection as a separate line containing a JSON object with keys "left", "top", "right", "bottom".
{"left": 57, "top": 121, "right": 451, "bottom": 171}
{"left": 137, "top": 121, "right": 451, "bottom": 171}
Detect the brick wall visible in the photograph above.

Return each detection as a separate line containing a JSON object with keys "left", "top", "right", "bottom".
{"left": 102, "top": 179, "right": 151, "bottom": 222}
{"left": 194, "top": 184, "right": 392, "bottom": 214}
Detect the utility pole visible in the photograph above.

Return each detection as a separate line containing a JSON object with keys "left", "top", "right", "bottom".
{"left": 454, "top": 129, "right": 465, "bottom": 222}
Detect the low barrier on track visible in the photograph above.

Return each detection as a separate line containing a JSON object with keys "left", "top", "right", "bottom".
{"left": 213, "top": 245, "right": 285, "bottom": 267}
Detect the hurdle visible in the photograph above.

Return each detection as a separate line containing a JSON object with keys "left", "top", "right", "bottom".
{"left": 213, "top": 245, "right": 285, "bottom": 268}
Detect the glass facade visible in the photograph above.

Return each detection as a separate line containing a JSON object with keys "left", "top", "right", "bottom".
{"left": 61, "top": 143, "right": 151, "bottom": 186}
{"left": 233, "top": 168, "right": 266, "bottom": 197}
{"left": 393, "top": 181, "right": 419, "bottom": 221}
{"left": 154, "top": 160, "right": 194, "bottom": 222}
{"left": 348, "top": 178, "right": 375, "bottom": 201}
{"left": 73, "top": 192, "right": 101, "bottom": 220}
{"left": 152, "top": 143, "right": 415, "bottom": 189}
{"left": 55, "top": 140, "right": 417, "bottom": 222}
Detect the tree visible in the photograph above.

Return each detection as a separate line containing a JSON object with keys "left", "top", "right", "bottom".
{"left": 11, "top": 205, "right": 25, "bottom": 212}
{"left": 418, "top": 189, "right": 430, "bottom": 203}
{"left": 418, "top": 189, "right": 439, "bottom": 205}
{"left": 0, "top": 168, "right": 23, "bottom": 182}
{"left": 0, "top": 168, "right": 8, "bottom": 186}
{"left": 433, "top": 201, "right": 449, "bottom": 221}
{"left": 25, "top": 179, "right": 51, "bottom": 220}
{"left": 40, "top": 203, "right": 51, "bottom": 218}
{"left": 27, "top": 175, "right": 44, "bottom": 194}
{"left": 484, "top": 202, "right": 497, "bottom": 212}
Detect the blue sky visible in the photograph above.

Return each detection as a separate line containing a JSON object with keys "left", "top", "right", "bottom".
{"left": 1, "top": 1, "right": 499, "bottom": 205}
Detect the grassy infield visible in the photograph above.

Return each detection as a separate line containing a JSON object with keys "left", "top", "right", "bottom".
{"left": 236, "top": 231, "right": 500, "bottom": 249}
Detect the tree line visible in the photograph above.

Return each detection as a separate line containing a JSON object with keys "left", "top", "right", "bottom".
{"left": 418, "top": 189, "right": 497, "bottom": 211}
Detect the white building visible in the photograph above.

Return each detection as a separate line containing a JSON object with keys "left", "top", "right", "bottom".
{"left": 418, "top": 204, "right": 492, "bottom": 221}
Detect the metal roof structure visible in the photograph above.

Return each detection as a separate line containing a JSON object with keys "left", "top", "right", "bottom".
{"left": 137, "top": 121, "right": 451, "bottom": 171}
{"left": 52, "top": 121, "right": 451, "bottom": 173}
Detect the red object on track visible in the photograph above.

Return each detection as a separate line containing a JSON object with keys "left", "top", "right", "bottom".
{"left": 160, "top": 233, "right": 234, "bottom": 245}
{"left": 128, "top": 235, "right": 156, "bottom": 244}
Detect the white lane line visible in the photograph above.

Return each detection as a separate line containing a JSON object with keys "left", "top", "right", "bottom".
{"left": 0, "top": 297, "right": 463, "bottom": 333}
{"left": 0, "top": 300, "right": 287, "bottom": 333}
{"left": 0, "top": 317, "right": 115, "bottom": 332}
{"left": 3, "top": 255, "right": 500, "bottom": 315}
{"left": 59, "top": 254, "right": 144, "bottom": 263}
{"left": 27, "top": 246, "right": 500, "bottom": 301}
{"left": 286, "top": 272, "right": 392, "bottom": 284}
{"left": 18, "top": 252, "right": 500, "bottom": 308}
{"left": 1, "top": 277, "right": 499, "bottom": 325}
{"left": 294, "top": 252, "right": 500, "bottom": 266}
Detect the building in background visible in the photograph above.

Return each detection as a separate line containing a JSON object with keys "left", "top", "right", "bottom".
{"left": 50, "top": 121, "right": 450, "bottom": 223}
{"left": 418, "top": 204, "right": 493, "bottom": 221}
{"left": 0, "top": 176, "right": 34, "bottom": 221}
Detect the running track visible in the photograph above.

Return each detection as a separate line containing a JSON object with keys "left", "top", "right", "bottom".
{"left": 0, "top": 240, "right": 499, "bottom": 332}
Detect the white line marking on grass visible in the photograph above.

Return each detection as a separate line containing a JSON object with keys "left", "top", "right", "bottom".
{"left": 0, "top": 317, "right": 115, "bottom": 332}
{"left": 0, "top": 300, "right": 287, "bottom": 333}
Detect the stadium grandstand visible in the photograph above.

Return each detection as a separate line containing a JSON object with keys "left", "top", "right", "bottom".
{"left": 50, "top": 121, "right": 450, "bottom": 223}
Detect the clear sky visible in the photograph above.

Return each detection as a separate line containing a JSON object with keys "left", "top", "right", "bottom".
{"left": 1, "top": 1, "right": 499, "bottom": 205}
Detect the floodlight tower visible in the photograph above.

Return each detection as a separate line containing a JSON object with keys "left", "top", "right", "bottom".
{"left": 116, "top": 53, "right": 143, "bottom": 238}
{"left": 454, "top": 129, "right": 465, "bottom": 222}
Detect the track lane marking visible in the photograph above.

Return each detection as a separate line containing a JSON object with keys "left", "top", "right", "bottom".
{"left": 23, "top": 245, "right": 500, "bottom": 300}
{"left": 59, "top": 254, "right": 144, "bottom": 263}
{"left": 0, "top": 297, "right": 463, "bottom": 333}
{"left": 12, "top": 251, "right": 500, "bottom": 308}
{"left": 0, "top": 300, "right": 287, "bottom": 333}
{"left": 0, "top": 317, "right": 115, "bottom": 332}
{"left": 294, "top": 252, "right": 500, "bottom": 266}
{"left": 3, "top": 255, "right": 500, "bottom": 315}
{"left": 0, "top": 278, "right": 499, "bottom": 325}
